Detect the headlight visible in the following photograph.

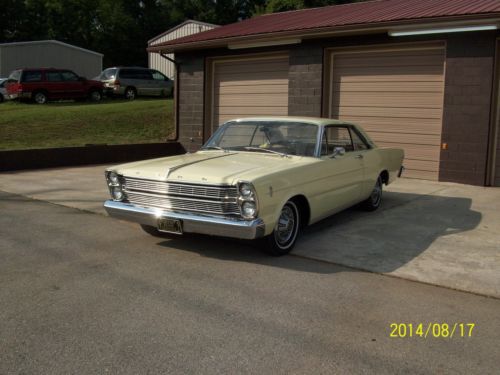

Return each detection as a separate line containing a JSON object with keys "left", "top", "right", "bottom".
{"left": 239, "top": 183, "right": 253, "bottom": 197}
{"left": 109, "top": 171, "right": 119, "bottom": 184}
{"left": 242, "top": 201, "right": 256, "bottom": 217}
{"left": 237, "top": 181, "right": 258, "bottom": 219}
{"left": 106, "top": 171, "right": 126, "bottom": 201}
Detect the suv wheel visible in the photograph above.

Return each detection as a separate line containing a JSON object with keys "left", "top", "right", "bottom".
{"left": 124, "top": 87, "right": 136, "bottom": 100}
{"left": 33, "top": 91, "right": 48, "bottom": 104}
{"left": 89, "top": 90, "right": 102, "bottom": 102}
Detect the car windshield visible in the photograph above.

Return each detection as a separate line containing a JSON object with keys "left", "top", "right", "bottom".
{"left": 203, "top": 121, "right": 319, "bottom": 157}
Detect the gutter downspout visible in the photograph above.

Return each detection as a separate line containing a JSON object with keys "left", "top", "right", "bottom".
{"left": 160, "top": 52, "right": 180, "bottom": 142}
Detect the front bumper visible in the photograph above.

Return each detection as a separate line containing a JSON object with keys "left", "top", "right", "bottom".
{"left": 104, "top": 200, "right": 266, "bottom": 240}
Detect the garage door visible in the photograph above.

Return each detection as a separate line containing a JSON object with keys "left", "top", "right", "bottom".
{"left": 328, "top": 45, "right": 445, "bottom": 180}
{"left": 211, "top": 55, "right": 289, "bottom": 134}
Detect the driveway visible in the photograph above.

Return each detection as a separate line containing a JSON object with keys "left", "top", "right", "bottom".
{"left": 1, "top": 165, "right": 499, "bottom": 297}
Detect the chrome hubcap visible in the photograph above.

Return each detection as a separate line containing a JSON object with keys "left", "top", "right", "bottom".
{"left": 275, "top": 205, "right": 296, "bottom": 246}
{"left": 126, "top": 90, "right": 135, "bottom": 99}
{"left": 35, "top": 94, "right": 46, "bottom": 103}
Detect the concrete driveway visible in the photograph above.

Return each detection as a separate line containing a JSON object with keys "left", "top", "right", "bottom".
{"left": 1, "top": 165, "right": 499, "bottom": 298}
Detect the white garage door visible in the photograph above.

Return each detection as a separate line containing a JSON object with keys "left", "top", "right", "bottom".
{"left": 328, "top": 45, "right": 445, "bottom": 180}
{"left": 211, "top": 55, "right": 289, "bottom": 135}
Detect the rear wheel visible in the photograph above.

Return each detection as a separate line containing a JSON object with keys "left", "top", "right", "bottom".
{"left": 33, "top": 91, "right": 48, "bottom": 104}
{"left": 362, "top": 176, "right": 383, "bottom": 211}
{"left": 124, "top": 87, "right": 136, "bottom": 100}
{"left": 264, "top": 200, "right": 300, "bottom": 256}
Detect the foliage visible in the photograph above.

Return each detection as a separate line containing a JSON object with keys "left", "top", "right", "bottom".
{"left": 0, "top": 0, "right": 362, "bottom": 67}
{"left": 0, "top": 99, "right": 174, "bottom": 150}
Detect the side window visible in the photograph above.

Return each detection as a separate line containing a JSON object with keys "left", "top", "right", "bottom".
{"left": 350, "top": 128, "right": 369, "bottom": 151}
{"left": 21, "top": 71, "right": 42, "bottom": 82}
{"left": 119, "top": 69, "right": 134, "bottom": 79}
{"left": 138, "top": 70, "right": 153, "bottom": 80}
{"left": 46, "top": 72, "right": 63, "bottom": 81}
{"left": 321, "top": 126, "right": 353, "bottom": 155}
{"left": 61, "top": 71, "right": 79, "bottom": 81}
{"left": 152, "top": 70, "right": 168, "bottom": 81}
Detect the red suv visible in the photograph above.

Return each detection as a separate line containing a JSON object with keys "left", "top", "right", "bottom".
{"left": 6, "top": 68, "right": 104, "bottom": 104}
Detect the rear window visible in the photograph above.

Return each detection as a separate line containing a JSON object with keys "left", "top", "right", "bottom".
{"left": 21, "top": 70, "right": 42, "bottom": 83}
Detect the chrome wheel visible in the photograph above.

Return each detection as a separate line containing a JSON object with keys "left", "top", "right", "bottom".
{"left": 34, "top": 92, "right": 47, "bottom": 104}
{"left": 267, "top": 201, "right": 300, "bottom": 256}
{"left": 125, "top": 87, "right": 136, "bottom": 100}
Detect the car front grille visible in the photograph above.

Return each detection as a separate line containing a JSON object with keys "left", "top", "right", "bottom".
{"left": 123, "top": 177, "right": 241, "bottom": 216}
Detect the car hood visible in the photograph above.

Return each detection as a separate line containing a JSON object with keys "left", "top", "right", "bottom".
{"left": 111, "top": 151, "right": 316, "bottom": 185}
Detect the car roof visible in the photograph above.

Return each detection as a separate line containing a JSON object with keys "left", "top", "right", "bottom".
{"left": 230, "top": 116, "right": 353, "bottom": 127}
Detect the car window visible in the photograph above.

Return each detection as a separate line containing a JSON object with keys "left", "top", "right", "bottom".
{"left": 46, "top": 72, "right": 63, "bottom": 82}
{"left": 119, "top": 69, "right": 152, "bottom": 80}
{"left": 350, "top": 128, "right": 369, "bottom": 151}
{"left": 61, "top": 71, "right": 79, "bottom": 81}
{"left": 102, "top": 68, "right": 117, "bottom": 80}
{"left": 138, "top": 70, "right": 153, "bottom": 80}
{"left": 152, "top": 70, "right": 168, "bottom": 81}
{"left": 321, "top": 126, "right": 354, "bottom": 155}
{"left": 21, "top": 71, "right": 42, "bottom": 82}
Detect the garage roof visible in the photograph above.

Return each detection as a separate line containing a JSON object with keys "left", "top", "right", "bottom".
{"left": 148, "top": 0, "right": 500, "bottom": 52}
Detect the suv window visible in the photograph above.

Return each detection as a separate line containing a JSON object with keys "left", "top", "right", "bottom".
{"left": 152, "top": 70, "right": 168, "bottom": 81}
{"left": 46, "top": 72, "right": 63, "bottom": 81}
{"left": 119, "top": 69, "right": 152, "bottom": 80}
{"left": 61, "top": 71, "right": 79, "bottom": 81}
{"left": 21, "top": 71, "right": 42, "bottom": 83}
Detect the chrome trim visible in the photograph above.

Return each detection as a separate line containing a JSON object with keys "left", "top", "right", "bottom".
{"left": 123, "top": 177, "right": 241, "bottom": 217}
{"left": 104, "top": 200, "right": 266, "bottom": 240}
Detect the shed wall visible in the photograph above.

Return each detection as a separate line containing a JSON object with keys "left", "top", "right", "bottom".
{"left": 149, "top": 23, "right": 216, "bottom": 79}
{"left": 0, "top": 42, "right": 102, "bottom": 78}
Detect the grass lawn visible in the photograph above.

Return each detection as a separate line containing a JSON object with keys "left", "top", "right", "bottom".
{"left": 0, "top": 98, "right": 174, "bottom": 150}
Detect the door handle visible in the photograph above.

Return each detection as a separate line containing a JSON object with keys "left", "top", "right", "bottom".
{"left": 355, "top": 154, "right": 364, "bottom": 159}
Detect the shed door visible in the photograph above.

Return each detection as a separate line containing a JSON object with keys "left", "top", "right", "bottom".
{"left": 211, "top": 55, "right": 289, "bottom": 134}
{"left": 328, "top": 46, "right": 445, "bottom": 180}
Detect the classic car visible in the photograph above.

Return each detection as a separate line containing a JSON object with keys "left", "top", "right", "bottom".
{"left": 104, "top": 117, "right": 404, "bottom": 255}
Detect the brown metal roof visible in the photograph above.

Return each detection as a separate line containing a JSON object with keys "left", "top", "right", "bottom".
{"left": 149, "top": 0, "right": 500, "bottom": 52}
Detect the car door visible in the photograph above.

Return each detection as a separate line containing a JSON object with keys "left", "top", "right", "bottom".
{"left": 44, "top": 71, "right": 65, "bottom": 98}
{"left": 60, "top": 70, "right": 85, "bottom": 98}
{"left": 349, "top": 126, "right": 380, "bottom": 198}
{"left": 151, "top": 70, "right": 171, "bottom": 96}
{"left": 314, "top": 125, "right": 365, "bottom": 219}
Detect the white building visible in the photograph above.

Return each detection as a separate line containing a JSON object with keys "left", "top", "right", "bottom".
{"left": 148, "top": 20, "right": 218, "bottom": 79}
{"left": 0, "top": 40, "right": 103, "bottom": 78}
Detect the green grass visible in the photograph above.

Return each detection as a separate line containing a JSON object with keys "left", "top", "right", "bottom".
{"left": 0, "top": 98, "right": 174, "bottom": 150}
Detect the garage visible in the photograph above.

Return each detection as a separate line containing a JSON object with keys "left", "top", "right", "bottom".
{"left": 326, "top": 44, "right": 445, "bottom": 180}
{"left": 209, "top": 54, "right": 289, "bottom": 135}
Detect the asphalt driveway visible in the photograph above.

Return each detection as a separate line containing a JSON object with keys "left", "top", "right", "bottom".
{"left": 0, "top": 165, "right": 499, "bottom": 297}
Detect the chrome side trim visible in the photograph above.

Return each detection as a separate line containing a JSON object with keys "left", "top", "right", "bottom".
{"left": 104, "top": 200, "right": 265, "bottom": 240}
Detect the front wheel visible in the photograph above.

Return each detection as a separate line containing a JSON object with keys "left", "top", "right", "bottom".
{"left": 89, "top": 89, "right": 102, "bottom": 102}
{"left": 362, "top": 176, "right": 383, "bottom": 211}
{"left": 264, "top": 200, "right": 300, "bottom": 256}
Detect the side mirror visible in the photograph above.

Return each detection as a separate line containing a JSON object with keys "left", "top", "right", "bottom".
{"left": 330, "top": 146, "right": 346, "bottom": 158}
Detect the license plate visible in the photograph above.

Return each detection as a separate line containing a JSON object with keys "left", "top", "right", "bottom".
{"left": 157, "top": 218, "right": 183, "bottom": 234}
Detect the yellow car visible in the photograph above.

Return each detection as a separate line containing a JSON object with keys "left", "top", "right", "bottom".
{"left": 104, "top": 117, "right": 404, "bottom": 255}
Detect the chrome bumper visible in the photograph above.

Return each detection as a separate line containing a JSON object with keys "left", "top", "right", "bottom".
{"left": 104, "top": 200, "right": 266, "bottom": 240}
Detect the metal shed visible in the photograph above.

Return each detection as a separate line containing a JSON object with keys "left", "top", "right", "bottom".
{"left": 0, "top": 40, "right": 103, "bottom": 79}
{"left": 148, "top": 20, "right": 218, "bottom": 79}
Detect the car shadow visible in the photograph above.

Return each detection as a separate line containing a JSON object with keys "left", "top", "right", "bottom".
{"left": 154, "top": 191, "right": 482, "bottom": 275}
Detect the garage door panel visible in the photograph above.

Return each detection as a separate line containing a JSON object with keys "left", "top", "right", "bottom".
{"left": 342, "top": 116, "right": 442, "bottom": 135}
{"left": 333, "top": 81, "right": 444, "bottom": 92}
{"left": 333, "top": 91, "right": 443, "bottom": 108}
{"left": 214, "top": 60, "right": 289, "bottom": 75}
{"left": 215, "top": 106, "right": 288, "bottom": 115}
{"left": 215, "top": 70, "right": 289, "bottom": 82}
{"left": 215, "top": 93, "right": 289, "bottom": 107}
{"left": 218, "top": 79, "right": 288, "bottom": 87}
{"left": 335, "top": 106, "right": 443, "bottom": 119}
{"left": 329, "top": 46, "right": 445, "bottom": 180}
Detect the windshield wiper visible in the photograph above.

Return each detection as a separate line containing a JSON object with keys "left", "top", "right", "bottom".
{"left": 243, "top": 146, "right": 288, "bottom": 157}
